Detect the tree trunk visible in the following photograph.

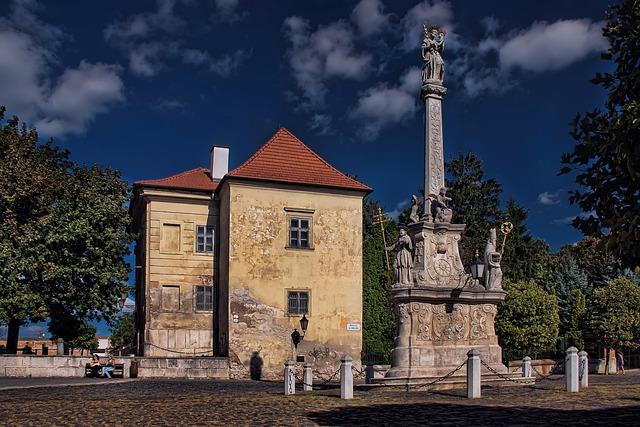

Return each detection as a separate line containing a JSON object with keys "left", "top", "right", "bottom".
{"left": 6, "top": 318, "right": 21, "bottom": 354}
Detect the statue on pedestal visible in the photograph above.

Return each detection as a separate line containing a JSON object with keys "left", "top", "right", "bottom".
{"left": 386, "top": 227, "right": 414, "bottom": 285}
{"left": 484, "top": 228, "right": 503, "bottom": 290}
{"left": 421, "top": 25, "right": 445, "bottom": 84}
{"left": 434, "top": 187, "right": 452, "bottom": 223}
{"left": 409, "top": 195, "right": 421, "bottom": 224}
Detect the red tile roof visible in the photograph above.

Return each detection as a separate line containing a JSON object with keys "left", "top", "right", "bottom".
{"left": 226, "top": 128, "right": 371, "bottom": 192}
{"left": 135, "top": 167, "right": 218, "bottom": 192}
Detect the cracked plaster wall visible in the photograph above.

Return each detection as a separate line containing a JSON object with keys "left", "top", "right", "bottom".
{"left": 225, "top": 182, "right": 364, "bottom": 377}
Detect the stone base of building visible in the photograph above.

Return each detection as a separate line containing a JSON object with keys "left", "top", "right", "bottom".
{"left": 0, "top": 355, "right": 230, "bottom": 379}
{"left": 372, "top": 371, "right": 534, "bottom": 390}
{"left": 135, "top": 357, "right": 229, "bottom": 379}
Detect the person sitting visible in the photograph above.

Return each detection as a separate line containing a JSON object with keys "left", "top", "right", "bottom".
{"left": 103, "top": 355, "right": 116, "bottom": 378}
{"left": 89, "top": 354, "right": 102, "bottom": 378}
{"left": 22, "top": 343, "right": 34, "bottom": 355}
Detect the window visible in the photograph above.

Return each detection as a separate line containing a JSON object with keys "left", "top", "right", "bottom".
{"left": 195, "top": 285, "right": 213, "bottom": 311}
{"left": 196, "top": 225, "right": 214, "bottom": 253}
{"left": 289, "top": 218, "right": 310, "bottom": 248}
{"left": 288, "top": 291, "right": 309, "bottom": 315}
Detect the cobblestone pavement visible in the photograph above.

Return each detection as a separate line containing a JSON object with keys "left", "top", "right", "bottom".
{"left": 0, "top": 371, "right": 638, "bottom": 426}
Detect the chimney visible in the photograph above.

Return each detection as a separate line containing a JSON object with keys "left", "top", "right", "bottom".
{"left": 210, "top": 146, "right": 229, "bottom": 180}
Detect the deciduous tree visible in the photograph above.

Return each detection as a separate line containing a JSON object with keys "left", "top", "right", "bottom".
{"left": 560, "top": 0, "right": 640, "bottom": 267}
{"left": 495, "top": 280, "right": 560, "bottom": 360}
{"left": 0, "top": 109, "right": 132, "bottom": 353}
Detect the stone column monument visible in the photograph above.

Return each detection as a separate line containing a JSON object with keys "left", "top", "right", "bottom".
{"left": 379, "top": 25, "right": 510, "bottom": 386}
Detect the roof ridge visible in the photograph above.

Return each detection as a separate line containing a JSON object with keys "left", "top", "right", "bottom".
{"left": 232, "top": 128, "right": 367, "bottom": 188}
{"left": 278, "top": 128, "right": 367, "bottom": 188}
{"left": 136, "top": 167, "right": 209, "bottom": 184}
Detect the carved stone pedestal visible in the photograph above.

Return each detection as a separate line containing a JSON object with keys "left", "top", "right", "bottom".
{"left": 378, "top": 221, "right": 509, "bottom": 386}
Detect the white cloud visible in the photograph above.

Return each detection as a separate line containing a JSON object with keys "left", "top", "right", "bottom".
{"left": 351, "top": 67, "right": 420, "bottom": 140}
{"left": 183, "top": 48, "right": 251, "bottom": 77}
{"left": 153, "top": 99, "right": 185, "bottom": 110}
{"left": 352, "top": 0, "right": 390, "bottom": 37}
{"left": 401, "top": 0, "right": 458, "bottom": 51}
{"left": 105, "top": 0, "right": 248, "bottom": 77}
{"left": 214, "top": 0, "right": 244, "bottom": 22}
{"left": 283, "top": 17, "right": 371, "bottom": 107}
{"left": 500, "top": 19, "right": 607, "bottom": 72}
{"left": 538, "top": 190, "right": 562, "bottom": 205}
{"left": 35, "top": 61, "right": 124, "bottom": 136}
{"left": 388, "top": 199, "right": 411, "bottom": 221}
{"left": 450, "top": 18, "right": 607, "bottom": 97}
{"left": 309, "top": 113, "right": 332, "bottom": 135}
{"left": 0, "top": 0, "right": 124, "bottom": 138}
{"left": 553, "top": 210, "right": 597, "bottom": 225}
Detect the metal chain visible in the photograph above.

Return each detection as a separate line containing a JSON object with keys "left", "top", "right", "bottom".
{"left": 406, "top": 360, "right": 467, "bottom": 391}
{"left": 351, "top": 365, "right": 366, "bottom": 379}
{"left": 480, "top": 359, "right": 533, "bottom": 384}
{"left": 530, "top": 359, "right": 564, "bottom": 381}
{"left": 295, "top": 366, "right": 342, "bottom": 389}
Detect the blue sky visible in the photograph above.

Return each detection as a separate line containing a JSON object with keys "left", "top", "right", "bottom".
{"left": 0, "top": 0, "right": 612, "bottom": 338}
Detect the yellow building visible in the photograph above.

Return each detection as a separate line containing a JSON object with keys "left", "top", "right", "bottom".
{"left": 131, "top": 128, "right": 371, "bottom": 376}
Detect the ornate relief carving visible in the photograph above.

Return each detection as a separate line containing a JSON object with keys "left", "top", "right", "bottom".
{"left": 428, "top": 103, "right": 444, "bottom": 195}
{"left": 470, "top": 305, "right": 495, "bottom": 340}
{"left": 410, "top": 303, "right": 431, "bottom": 341}
{"left": 414, "top": 241, "right": 424, "bottom": 264}
{"left": 432, "top": 304, "right": 468, "bottom": 341}
{"left": 397, "top": 303, "right": 409, "bottom": 323}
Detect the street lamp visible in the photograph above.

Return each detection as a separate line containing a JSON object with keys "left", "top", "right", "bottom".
{"left": 470, "top": 251, "right": 485, "bottom": 281}
{"left": 291, "top": 314, "right": 309, "bottom": 348}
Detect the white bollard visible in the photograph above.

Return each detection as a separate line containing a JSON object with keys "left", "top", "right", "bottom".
{"left": 522, "top": 356, "right": 532, "bottom": 378}
{"left": 303, "top": 363, "right": 313, "bottom": 391}
{"left": 340, "top": 356, "right": 353, "bottom": 400}
{"left": 565, "top": 347, "right": 579, "bottom": 392}
{"left": 467, "top": 349, "right": 481, "bottom": 399}
{"left": 284, "top": 360, "right": 295, "bottom": 395}
{"left": 578, "top": 351, "right": 589, "bottom": 389}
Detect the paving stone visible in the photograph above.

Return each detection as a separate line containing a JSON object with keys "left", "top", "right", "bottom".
{"left": 0, "top": 371, "right": 638, "bottom": 426}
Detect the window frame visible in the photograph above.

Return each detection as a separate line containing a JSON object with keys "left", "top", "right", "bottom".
{"left": 286, "top": 290, "right": 310, "bottom": 316}
{"left": 286, "top": 215, "right": 313, "bottom": 249}
{"left": 194, "top": 285, "right": 214, "bottom": 312}
{"left": 195, "top": 224, "right": 214, "bottom": 254}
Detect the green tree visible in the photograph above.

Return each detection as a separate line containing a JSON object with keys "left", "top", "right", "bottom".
{"left": 499, "top": 200, "right": 553, "bottom": 284}
{"left": 560, "top": 0, "right": 640, "bottom": 267}
{"left": 586, "top": 276, "right": 640, "bottom": 369}
{"left": 0, "top": 108, "right": 69, "bottom": 353}
{"left": 445, "top": 153, "right": 502, "bottom": 267}
{"left": 0, "top": 109, "right": 132, "bottom": 353}
{"left": 110, "top": 313, "right": 136, "bottom": 352}
{"left": 559, "top": 237, "right": 624, "bottom": 289}
{"left": 362, "top": 198, "right": 396, "bottom": 361}
{"left": 549, "top": 254, "right": 590, "bottom": 329}
{"left": 49, "top": 313, "right": 98, "bottom": 354}
{"left": 495, "top": 280, "right": 560, "bottom": 360}
{"left": 564, "top": 289, "right": 587, "bottom": 350}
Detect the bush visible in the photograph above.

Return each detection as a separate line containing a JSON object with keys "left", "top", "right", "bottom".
{"left": 496, "top": 279, "right": 560, "bottom": 359}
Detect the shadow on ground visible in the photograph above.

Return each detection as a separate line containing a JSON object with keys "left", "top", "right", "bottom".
{"left": 307, "top": 402, "right": 640, "bottom": 426}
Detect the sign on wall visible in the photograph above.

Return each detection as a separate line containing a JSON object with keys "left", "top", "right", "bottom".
{"left": 346, "top": 323, "right": 361, "bottom": 331}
